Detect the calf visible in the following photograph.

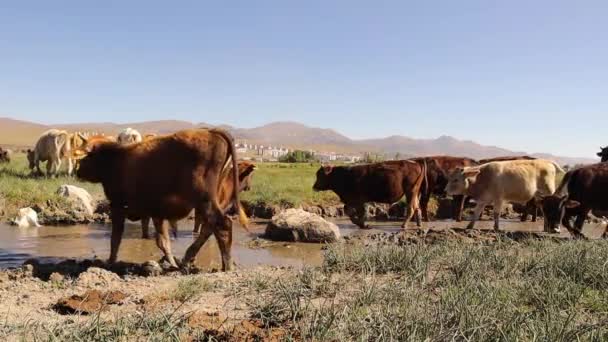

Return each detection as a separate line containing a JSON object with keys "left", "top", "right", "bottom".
{"left": 446, "top": 159, "right": 563, "bottom": 230}
{"left": 76, "top": 128, "right": 248, "bottom": 270}
{"left": 598, "top": 147, "right": 608, "bottom": 163}
{"left": 140, "top": 161, "right": 256, "bottom": 238}
{"left": 539, "top": 163, "right": 608, "bottom": 238}
{"left": 411, "top": 156, "right": 477, "bottom": 221}
{"left": 312, "top": 160, "right": 426, "bottom": 229}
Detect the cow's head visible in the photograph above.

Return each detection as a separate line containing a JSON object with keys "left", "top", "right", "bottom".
{"left": 0, "top": 150, "right": 9, "bottom": 163}
{"left": 446, "top": 167, "right": 480, "bottom": 195}
{"left": 598, "top": 146, "right": 608, "bottom": 162}
{"left": 237, "top": 161, "right": 257, "bottom": 191}
{"left": 313, "top": 165, "right": 336, "bottom": 191}
{"left": 76, "top": 143, "right": 119, "bottom": 183}
{"left": 537, "top": 195, "right": 579, "bottom": 233}
{"left": 26, "top": 149, "right": 35, "bottom": 170}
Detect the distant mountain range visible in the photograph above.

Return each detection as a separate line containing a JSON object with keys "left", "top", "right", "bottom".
{"left": 0, "top": 117, "right": 597, "bottom": 166}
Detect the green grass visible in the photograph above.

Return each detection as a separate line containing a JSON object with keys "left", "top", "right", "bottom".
{"left": 0, "top": 153, "right": 103, "bottom": 217}
{"left": 226, "top": 162, "right": 340, "bottom": 207}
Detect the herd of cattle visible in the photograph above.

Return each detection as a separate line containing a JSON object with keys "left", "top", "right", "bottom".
{"left": 1, "top": 128, "right": 608, "bottom": 271}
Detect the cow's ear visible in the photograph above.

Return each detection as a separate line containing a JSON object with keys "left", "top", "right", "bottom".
{"left": 463, "top": 169, "right": 480, "bottom": 178}
{"left": 323, "top": 165, "right": 334, "bottom": 175}
{"left": 564, "top": 200, "right": 580, "bottom": 209}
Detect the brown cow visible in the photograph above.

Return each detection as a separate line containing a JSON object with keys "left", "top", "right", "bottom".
{"left": 140, "top": 161, "right": 256, "bottom": 238}
{"left": 76, "top": 128, "right": 248, "bottom": 270}
{"left": 410, "top": 156, "right": 477, "bottom": 221}
{"left": 312, "top": 160, "right": 426, "bottom": 229}
{"left": 477, "top": 156, "right": 538, "bottom": 222}
{"left": 538, "top": 163, "right": 608, "bottom": 238}
{"left": 598, "top": 147, "right": 608, "bottom": 163}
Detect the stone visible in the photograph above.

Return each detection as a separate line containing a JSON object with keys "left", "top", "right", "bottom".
{"left": 141, "top": 260, "right": 163, "bottom": 277}
{"left": 75, "top": 267, "right": 121, "bottom": 288}
{"left": 265, "top": 208, "right": 341, "bottom": 243}
{"left": 49, "top": 272, "right": 65, "bottom": 283}
{"left": 53, "top": 290, "right": 127, "bottom": 315}
{"left": 56, "top": 185, "right": 95, "bottom": 216}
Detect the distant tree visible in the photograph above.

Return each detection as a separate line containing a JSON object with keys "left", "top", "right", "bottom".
{"left": 279, "top": 150, "right": 315, "bottom": 163}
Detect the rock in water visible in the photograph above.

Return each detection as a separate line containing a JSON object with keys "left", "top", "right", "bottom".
{"left": 265, "top": 208, "right": 341, "bottom": 243}
{"left": 56, "top": 185, "right": 95, "bottom": 216}
{"left": 12, "top": 207, "right": 42, "bottom": 227}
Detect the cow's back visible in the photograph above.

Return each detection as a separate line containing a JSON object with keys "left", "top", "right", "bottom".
{"left": 120, "top": 129, "right": 231, "bottom": 218}
{"left": 350, "top": 160, "right": 422, "bottom": 203}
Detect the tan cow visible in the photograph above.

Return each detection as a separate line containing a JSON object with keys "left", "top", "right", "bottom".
{"left": 446, "top": 159, "right": 564, "bottom": 230}
{"left": 27, "top": 129, "right": 73, "bottom": 177}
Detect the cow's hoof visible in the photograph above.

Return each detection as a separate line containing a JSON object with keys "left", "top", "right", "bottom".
{"left": 466, "top": 223, "right": 475, "bottom": 230}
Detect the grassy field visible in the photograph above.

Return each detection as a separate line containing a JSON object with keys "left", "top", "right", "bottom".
{"left": 5, "top": 236, "right": 608, "bottom": 340}
{"left": 0, "top": 154, "right": 339, "bottom": 218}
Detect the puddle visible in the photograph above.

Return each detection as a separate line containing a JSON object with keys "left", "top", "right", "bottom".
{"left": 0, "top": 218, "right": 604, "bottom": 269}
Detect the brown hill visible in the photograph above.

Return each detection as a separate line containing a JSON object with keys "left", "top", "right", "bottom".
{"left": 0, "top": 117, "right": 596, "bottom": 166}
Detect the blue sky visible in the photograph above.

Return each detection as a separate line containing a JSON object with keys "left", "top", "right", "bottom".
{"left": 1, "top": 1, "right": 606, "bottom": 158}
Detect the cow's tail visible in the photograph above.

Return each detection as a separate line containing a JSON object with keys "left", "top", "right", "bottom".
{"left": 421, "top": 158, "right": 428, "bottom": 197}
{"left": 57, "top": 131, "right": 71, "bottom": 159}
{"left": 554, "top": 170, "right": 572, "bottom": 197}
{"left": 212, "top": 129, "right": 250, "bottom": 231}
{"left": 551, "top": 161, "right": 566, "bottom": 175}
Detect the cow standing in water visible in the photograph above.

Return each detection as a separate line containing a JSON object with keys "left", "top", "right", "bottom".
{"left": 312, "top": 160, "right": 426, "bottom": 229}
{"left": 598, "top": 147, "right": 608, "bottom": 162}
{"left": 27, "top": 129, "right": 73, "bottom": 177}
{"left": 539, "top": 163, "right": 608, "bottom": 238}
{"left": 446, "top": 159, "right": 564, "bottom": 231}
{"left": 76, "top": 128, "right": 248, "bottom": 270}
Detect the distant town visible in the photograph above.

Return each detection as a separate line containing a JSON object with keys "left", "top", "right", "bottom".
{"left": 234, "top": 139, "right": 363, "bottom": 163}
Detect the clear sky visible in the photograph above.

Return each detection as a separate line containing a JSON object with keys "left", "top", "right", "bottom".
{"left": 1, "top": 1, "right": 606, "bottom": 158}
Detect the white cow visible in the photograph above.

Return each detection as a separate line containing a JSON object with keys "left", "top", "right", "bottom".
{"left": 446, "top": 159, "right": 565, "bottom": 231}
{"left": 27, "top": 129, "right": 73, "bottom": 177}
{"left": 117, "top": 128, "right": 143, "bottom": 145}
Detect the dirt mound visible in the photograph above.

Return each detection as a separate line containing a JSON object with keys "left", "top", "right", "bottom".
{"left": 22, "top": 258, "right": 200, "bottom": 281}
{"left": 190, "top": 316, "right": 292, "bottom": 342}
{"left": 53, "top": 290, "right": 127, "bottom": 315}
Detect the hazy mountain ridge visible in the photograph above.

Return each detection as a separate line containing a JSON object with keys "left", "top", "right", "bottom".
{"left": 0, "top": 117, "right": 597, "bottom": 166}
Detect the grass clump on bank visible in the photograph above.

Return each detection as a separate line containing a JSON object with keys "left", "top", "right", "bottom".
{"left": 246, "top": 238, "right": 608, "bottom": 341}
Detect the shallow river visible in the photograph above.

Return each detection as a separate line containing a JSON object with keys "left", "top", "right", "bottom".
{"left": 0, "top": 218, "right": 604, "bottom": 269}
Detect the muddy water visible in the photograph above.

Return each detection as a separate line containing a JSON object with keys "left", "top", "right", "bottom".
{"left": 0, "top": 218, "right": 605, "bottom": 269}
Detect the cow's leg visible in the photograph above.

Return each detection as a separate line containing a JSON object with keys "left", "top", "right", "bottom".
{"left": 466, "top": 201, "right": 486, "bottom": 230}
{"left": 454, "top": 195, "right": 465, "bottom": 222}
{"left": 493, "top": 200, "right": 503, "bottom": 231}
{"left": 66, "top": 157, "right": 73, "bottom": 177}
{"left": 153, "top": 218, "right": 178, "bottom": 268}
{"left": 402, "top": 191, "right": 422, "bottom": 229}
{"left": 193, "top": 210, "right": 202, "bottom": 234}
{"left": 531, "top": 203, "right": 538, "bottom": 222}
{"left": 109, "top": 207, "right": 126, "bottom": 264}
{"left": 420, "top": 192, "right": 431, "bottom": 222}
{"left": 141, "top": 217, "right": 151, "bottom": 239}
{"left": 169, "top": 220, "right": 178, "bottom": 239}
{"left": 45, "top": 160, "right": 53, "bottom": 177}
{"left": 347, "top": 203, "right": 368, "bottom": 229}
{"left": 213, "top": 216, "right": 234, "bottom": 271}
{"left": 570, "top": 208, "right": 589, "bottom": 239}
{"left": 183, "top": 201, "right": 224, "bottom": 266}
